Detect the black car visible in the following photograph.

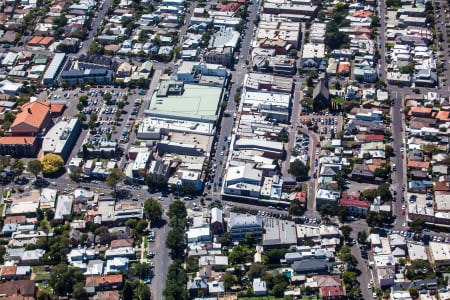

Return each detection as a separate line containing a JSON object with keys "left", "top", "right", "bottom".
{"left": 147, "top": 252, "right": 155, "bottom": 258}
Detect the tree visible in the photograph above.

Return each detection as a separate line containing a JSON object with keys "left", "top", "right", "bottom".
{"left": 319, "top": 204, "right": 334, "bottom": 220}
{"left": 103, "top": 92, "right": 112, "bottom": 101}
{"left": 49, "top": 264, "right": 84, "bottom": 296}
{"left": 144, "top": 198, "right": 163, "bottom": 224}
{"left": 288, "top": 159, "right": 308, "bottom": 178}
{"left": 385, "top": 145, "right": 394, "bottom": 156}
{"left": 247, "top": 262, "right": 266, "bottom": 279}
{"left": 337, "top": 206, "right": 349, "bottom": 223}
{"left": 122, "top": 280, "right": 133, "bottom": 300}
{"left": 289, "top": 201, "right": 304, "bottom": 216}
{"left": 41, "top": 153, "right": 64, "bottom": 174}
{"left": 168, "top": 200, "right": 187, "bottom": 220}
{"left": 409, "top": 288, "right": 419, "bottom": 298}
{"left": 360, "top": 189, "right": 377, "bottom": 202}
{"left": 45, "top": 209, "right": 55, "bottom": 221}
{"left": 377, "top": 183, "right": 392, "bottom": 202}
{"left": 11, "top": 159, "right": 24, "bottom": 176}
{"left": 94, "top": 226, "right": 111, "bottom": 244}
{"left": 135, "top": 282, "right": 150, "bottom": 300}
{"left": 410, "top": 217, "right": 426, "bottom": 233}
{"left": 165, "top": 226, "right": 186, "bottom": 259}
{"left": 340, "top": 225, "right": 352, "bottom": 241}
{"left": 36, "top": 289, "right": 50, "bottom": 300}
{"left": 72, "top": 282, "right": 87, "bottom": 299}
{"left": 223, "top": 273, "right": 236, "bottom": 291}
{"left": 27, "top": 160, "right": 42, "bottom": 178}
{"left": 69, "top": 167, "right": 83, "bottom": 182}
{"left": 106, "top": 168, "right": 125, "bottom": 194}
{"left": 357, "top": 230, "right": 368, "bottom": 244}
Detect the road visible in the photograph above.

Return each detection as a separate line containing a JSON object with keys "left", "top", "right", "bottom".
{"left": 148, "top": 217, "right": 170, "bottom": 300}
{"left": 206, "top": 0, "right": 262, "bottom": 198}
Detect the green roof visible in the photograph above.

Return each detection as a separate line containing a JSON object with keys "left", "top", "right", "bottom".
{"left": 146, "top": 83, "right": 223, "bottom": 122}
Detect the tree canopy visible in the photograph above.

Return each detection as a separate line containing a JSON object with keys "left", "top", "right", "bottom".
{"left": 27, "top": 160, "right": 42, "bottom": 178}
{"left": 106, "top": 168, "right": 125, "bottom": 191}
{"left": 50, "top": 264, "right": 84, "bottom": 296}
{"left": 41, "top": 153, "right": 64, "bottom": 174}
{"left": 144, "top": 198, "right": 163, "bottom": 224}
{"left": 288, "top": 159, "right": 308, "bottom": 178}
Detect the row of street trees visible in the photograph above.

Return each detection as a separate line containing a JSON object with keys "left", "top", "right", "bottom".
{"left": 164, "top": 200, "right": 189, "bottom": 299}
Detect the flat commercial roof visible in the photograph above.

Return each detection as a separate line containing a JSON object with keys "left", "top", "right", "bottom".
{"left": 43, "top": 53, "right": 66, "bottom": 83}
{"left": 147, "top": 83, "right": 222, "bottom": 122}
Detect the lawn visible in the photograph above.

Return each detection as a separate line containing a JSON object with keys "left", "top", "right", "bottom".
{"left": 32, "top": 266, "right": 51, "bottom": 281}
{"left": 332, "top": 97, "right": 345, "bottom": 105}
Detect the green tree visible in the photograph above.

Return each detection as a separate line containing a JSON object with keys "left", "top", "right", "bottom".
{"left": 103, "top": 92, "right": 112, "bottom": 101}
{"left": 409, "top": 288, "right": 419, "bottom": 298}
{"left": 357, "top": 230, "right": 368, "bottom": 244}
{"left": 337, "top": 206, "right": 349, "bottom": 223}
{"left": 135, "top": 282, "right": 151, "bottom": 300}
{"left": 49, "top": 264, "right": 84, "bottom": 296}
{"left": 319, "top": 204, "right": 334, "bottom": 220}
{"left": 223, "top": 273, "right": 236, "bottom": 291}
{"left": 340, "top": 225, "right": 352, "bottom": 241}
{"left": 106, "top": 168, "right": 125, "bottom": 194}
{"left": 11, "top": 159, "right": 24, "bottom": 176}
{"left": 72, "top": 282, "right": 87, "bottom": 299}
{"left": 410, "top": 217, "right": 426, "bottom": 233}
{"left": 165, "top": 226, "right": 186, "bottom": 259}
{"left": 377, "top": 183, "right": 392, "bottom": 202}
{"left": 69, "top": 167, "right": 83, "bottom": 182}
{"left": 144, "top": 198, "right": 163, "bottom": 224}
{"left": 27, "top": 160, "right": 42, "bottom": 178}
{"left": 288, "top": 159, "right": 308, "bottom": 178}
{"left": 289, "top": 201, "right": 304, "bottom": 216}
{"left": 122, "top": 281, "right": 133, "bottom": 300}
{"left": 247, "top": 262, "right": 266, "bottom": 279}
{"left": 168, "top": 200, "right": 187, "bottom": 220}
{"left": 360, "top": 189, "right": 377, "bottom": 202}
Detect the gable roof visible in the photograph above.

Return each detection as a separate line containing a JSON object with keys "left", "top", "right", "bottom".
{"left": 11, "top": 101, "right": 50, "bottom": 130}
{"left": 314, "top": 275, "right": 341, "bottom": 287}
{"left": 320, "top": 285, "right": 345, "bottom": 297}
{"left": 0, "top": 136, "right": 36, "bottom": 145}
{"left": 0, "top": 280, "right": 35, "bottom": 297}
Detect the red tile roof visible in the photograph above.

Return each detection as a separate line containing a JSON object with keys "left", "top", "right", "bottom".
{"left": 320, "top": 285, "right": 345, "bottom": 298}
{"left": 339, "top": 192, "right": 370, "bottom": 209}
{"left": 0, "top": 136, "right": 36, "bottom": 145}
{"left": 363, "top": 134, "right": 385, "bottom": 141}
{"left": 85, "top": 275, "right": 123, "bottom": 287}
{"left": 11, "top": 101, "right": 50, "bottom": 131}
{"left": 4, "top": 215, "right": 26, "bottom": 224}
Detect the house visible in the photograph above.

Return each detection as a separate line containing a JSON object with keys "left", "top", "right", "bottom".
{"left": 292, "top": 259, "right": 330, "bottom": 275}
{"left": 210, "top": 207, "right": 224, "bottom": 234}
{"left": 85, "top": 275, "right": 123, "bottom": 293}
{"left": 252, "top": 278, "right": 267, "bottom": 296}
{"left": 313, "top": 79, "right": 330, "bottom": 111}
{"left": 351, "top": 165, "right": 375, "bottom": 181}
{"left": 187, "top": 276, "right": 208, "bottom": 298}
{"left": 20, "top": 249, "right": 45, "bottom": 265}
{"left": 339, "top": 192, "right": 370, "bottom": 216}
{"left": 198, "top": 256, "right": 228, "bottom": 271}
{"left": 207, "top": 281, "right": 225, "bottom": 295}
{"left": 315, "top": 275, "right": 346, "bottom": 300}
{"left": 0, "top": 280, "right": 35, "bottom": 297}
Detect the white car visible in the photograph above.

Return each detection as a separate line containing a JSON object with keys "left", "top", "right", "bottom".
{"left": 402, "top": 204, "right": 406, "bottom": 210}
{"left": 220, "top": 151, "right": 224, "bottom": 156}
{"left": 400, "top": 147, "right": 404, "bottom": 152}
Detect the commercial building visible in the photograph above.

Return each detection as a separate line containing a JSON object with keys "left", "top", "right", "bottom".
{"left": 42, "top": 118, "right": 81, "bottom": 161}
{"left": 60, "top": 68, "right": 113, "bottom": 85}
{"left": 145, "top": 81, "right": 223, "bottom": 123}
{"left": 228, "top": 212, "right": 263, "bottom": 241}
{"left": 428, "top": 242, "right": 450, "bottom": 267}
{"left": 42, "top": 53, "right": 66, "bottom": 85}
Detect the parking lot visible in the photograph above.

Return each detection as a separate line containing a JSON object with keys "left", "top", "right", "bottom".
{"left": 299, "top": 112, "right": 343, "bottom": 139}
